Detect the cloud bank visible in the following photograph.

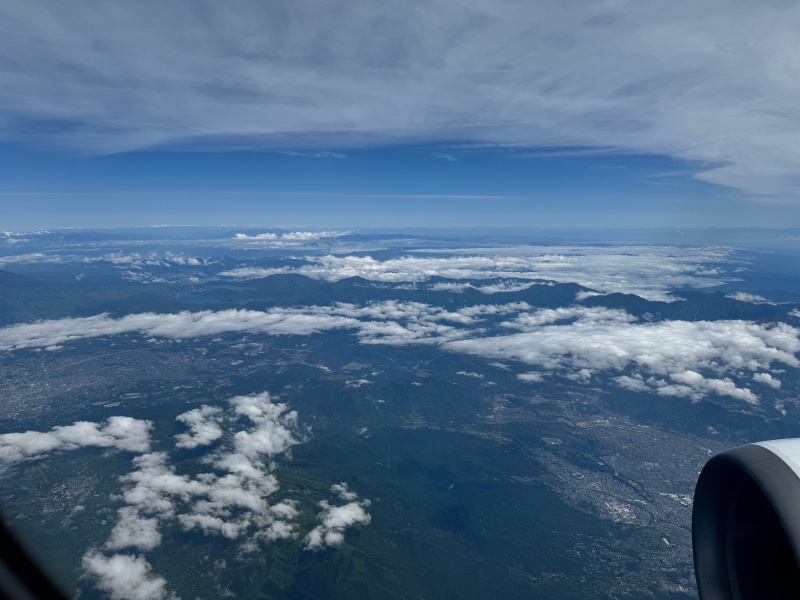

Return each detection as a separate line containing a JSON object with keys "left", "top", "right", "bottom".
{"left": 2, "top": 300, "right": 797, "bottom": 405}
{"left": 233, "top": 231, "right": 349, "bottom": 242}
{"left": 451, "top": 306, "right": 799, "bottom": 404}
{"left": 220, "top": 246, "right": 732, "bottom": 301}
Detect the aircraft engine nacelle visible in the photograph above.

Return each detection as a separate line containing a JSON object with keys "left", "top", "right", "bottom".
{"left": 693, "top": 440, "right": 800, "bottom": 599}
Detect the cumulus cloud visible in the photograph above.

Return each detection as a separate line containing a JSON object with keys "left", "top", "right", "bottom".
{"left": 0, "top": 389, "right": 373, "bottom": 597}
{"left": 174, "top": 406, "right": 223, "bottom": 450}
{"left": 105, "top": 507, "right": 162, "bottom": 552}
{"left": 6, "top": 2, "right": 800, "bottom": 196}
{"left": 305, "top": 483, "right": 371, "bottom": 551}
{"left": 80, "top": 392, "right": 308, "bottom": 599}
{"left": 219, "top": 246, "right": 732, "bottom": 301}
{"left": 114, "top": 393, "right": 305, "bottom": 546}
{"left": 82, "top": 551, "right": 174, "bottom": 600}
{"left": 753, "top": 372, "right": 782, "bottom": 389}
{"left": 0, "top": 416, "right": 151, "bottom": 465}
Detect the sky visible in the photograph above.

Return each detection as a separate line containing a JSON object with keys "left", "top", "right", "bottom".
{"left": 3, "top": 0, "right": 800, "bottom": 230}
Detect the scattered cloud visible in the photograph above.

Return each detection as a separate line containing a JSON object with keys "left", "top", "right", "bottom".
{"left": 76, "top": 392, "right": 309, "bottom": 599}
{"left": 0, "top": 392, "right": 370, "bottom": 599}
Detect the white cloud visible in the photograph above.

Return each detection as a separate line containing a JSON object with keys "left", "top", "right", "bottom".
{"left": 445, "top": 308, "right": 800, "bottom": 404}
{"left": 75, "top": 392, "right": 308, "bottom": 598}
{"left": 105, "top": 507, "right": 162, "bottom": 552}
{"left": 0, "top": 309, "right": 360, "bottom": 351}
{"left": 753, "top": 372, "right": 782, "bottom": 389}
{"left": 475, "top": 281, "right": 536, "bottom": 294}
{"left": 0, "top": 253, "right": 63, "bottom": 267}
{"left": 280, "top": 231, "right": 349, "bottom": 241}
{"left": 517, "top": 372, "right": 544, "bottom": 383}
{"left": 304, "top": 483, "right": 371, "bottom": 551}
{"left": 5, "top": 2, "right": 800, "bottom": 196}
{"left": 0, "top": 416, "right": 151, "bottom": 465}
{"left": 456, "top": 371, "right": 483, "bottom": 379}
{"left": 234, "top": 233, "right": 278, "bottom": 240}
{"left": 576, "top": 291, "right": 606, "bottom": 301}
{"left": 429, "top": 282, "right": 472, "bottom": 293}
{"left": 219, "top": 247, "right": 732, "bottom": 301}
{"left": 174, "top": 406, "right": 223, "bottom": 450}
{"left": 2, "top": 301, "right": 797, "bottom": 405}
{"left": 727, "top": 292, "right": 773, "bottom": 304}
{"left": 232, "top": 231, "right": 349, "bottom": 242}
{"left": 82, "top": 551, "right": 174, "bottom": 600}
{"left": 501, "top": 306, "right": 635, "bottom": 329}
{"left": 1, "top": 389, "right": 374, "bottom": 597}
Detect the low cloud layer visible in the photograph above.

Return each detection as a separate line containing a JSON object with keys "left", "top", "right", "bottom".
{"left": 233, "top": 231, "right": 349, "bottom": 242}
{"left": 3, "top": 299, "right": 797, "bottom": 405}
{"left": 220, "top": 246, "right": 732, "bottom": 301}
{"left": 452, "top": 306, "right": 799, "bottom": 404}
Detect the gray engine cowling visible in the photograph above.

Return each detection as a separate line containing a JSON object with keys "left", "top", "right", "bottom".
{"left": 693, "top": 440, "right": 800, "bottom": 599}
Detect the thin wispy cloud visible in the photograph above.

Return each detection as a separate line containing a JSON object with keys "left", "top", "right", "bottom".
{"left": 3, "top": 1, "right": 800, "bottom": 197}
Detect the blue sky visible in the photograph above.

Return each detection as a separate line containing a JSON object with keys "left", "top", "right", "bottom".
{"left": 3, "top": 1, "right": 800, "bottom": 230}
